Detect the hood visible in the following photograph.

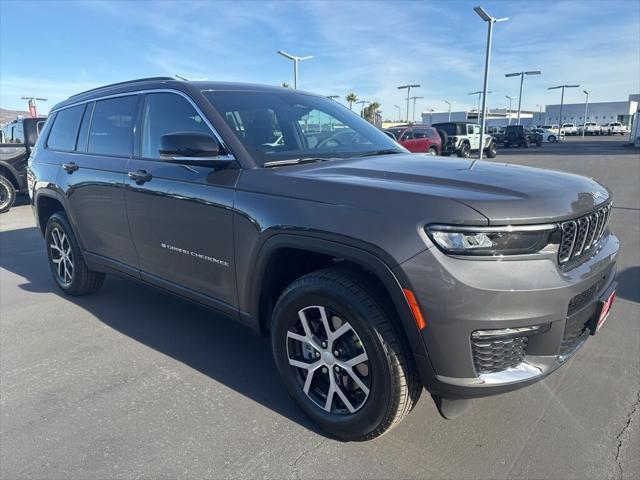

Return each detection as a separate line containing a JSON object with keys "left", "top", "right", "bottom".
{"left": 276, "top": 154, "right": 610, "bottom": 224}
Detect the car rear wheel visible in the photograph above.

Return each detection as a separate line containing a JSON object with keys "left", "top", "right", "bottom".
{"left": 428, "top": 146, "right": 438, "bottom": 156}
{"left": 0, "top": 175, "right": 16, "bottom": 214}
{"left": 45, "top": 212, "right": 105, "bottom": 295}
{"left": 548, "top": 135, "right": 556, "bottom": 143}
{"left": 486, "top": 141, "right": 497, "bottom": 158}
{"left": 271, "top": 267, "right": 420, "bottom": 440}
{"left": 457, "top": 143, "right": 471, "bottom": 158}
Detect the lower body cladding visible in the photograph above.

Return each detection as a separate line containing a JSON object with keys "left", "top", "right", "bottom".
{"left": 398, "top": 232, "right": 619, "bottom": 399}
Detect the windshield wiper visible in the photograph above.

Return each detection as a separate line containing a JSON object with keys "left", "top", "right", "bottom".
{"left": 263, "top": 157, "right": 336, "bottom": 168}
{"left": 358, "top": 149, "right": 403, "bottom": 157}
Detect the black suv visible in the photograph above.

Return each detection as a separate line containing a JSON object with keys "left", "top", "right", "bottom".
{"left": 0, "top": 117, "right": 47, "bottom": 212}
{"left": 29, "top": 78, "right": 619, "bottom": 440}
{"left": 503, "top": 125, "right": 543, "bottom": 148}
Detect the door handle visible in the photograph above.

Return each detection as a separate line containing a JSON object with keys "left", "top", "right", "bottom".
{"left": 128, "top": 169, "right": 153, "bottom": 184}
{"left": 62, "top": 162, "right": 79, "bottom": 173}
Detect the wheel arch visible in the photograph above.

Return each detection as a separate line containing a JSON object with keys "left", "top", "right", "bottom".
{"left": 34, "top": 189, "right": 77, "bottom": 239}
{"left": 0, "top": 162, "right": 20, "bottom": 189}
{"left": 244, "top": 234, "right": 429, "bottom": 362}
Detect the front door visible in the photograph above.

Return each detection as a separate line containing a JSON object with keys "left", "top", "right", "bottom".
{"left": 124, "top": 91, "right": 239, "bottom": 311}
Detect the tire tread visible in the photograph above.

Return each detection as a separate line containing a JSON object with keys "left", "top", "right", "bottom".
{"left": 278, "top": 267, "right": 421, "bottom": 440}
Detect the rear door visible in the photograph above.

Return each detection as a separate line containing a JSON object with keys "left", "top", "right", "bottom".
{"left": 124, "top": 91, "right": 239, "bottom": 311}
{"left": 400, "top": 128, "right": 421, "bottom": 152}
{"left": 48, "top": 97, "right": 139, "bottom": 269}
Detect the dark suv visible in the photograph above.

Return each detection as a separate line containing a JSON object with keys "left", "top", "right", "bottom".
{"left": 29, "top": 78, "right": 619, "bottom": 440}
{"left": 1, "top": 116, "right": 47, "bottom": 212}
{"left": 503, "top": 125, "right": 543, "bottom": 148}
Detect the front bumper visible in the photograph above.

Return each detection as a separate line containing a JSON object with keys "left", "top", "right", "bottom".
{"left": 397, "top": 231, "right": 619, "bottom": 398}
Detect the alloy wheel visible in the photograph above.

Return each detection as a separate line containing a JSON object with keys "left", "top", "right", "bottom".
{"left": 49, "top": 227, "right": 74, "bottom": 285}
{"left": 286, "top": 305, "right": 370, "bottom": 414}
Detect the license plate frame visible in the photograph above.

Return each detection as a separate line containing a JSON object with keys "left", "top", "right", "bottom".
{"left": 593, "top": 286, "right": 617, "bottom": 334}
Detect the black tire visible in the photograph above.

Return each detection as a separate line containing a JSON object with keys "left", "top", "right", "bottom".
{"left": 457, "top": 143, "right": 471, "bottom": 158}
{"left": 271, "top": 267, "right": 421, "bottom": 441}
{"left": 0, "top": 175, "right": 16, "bottom": 214}
{"left": 486, "top": 141, "right": 497, "bottom": 158}
{"left": 436, "top": 128, "right": 448, "bottom": 146}
{"left": 548, "top": 135, "right": 556, "bottom": 143}
{"left": 45, "top": 212, "right": 105, "bottom": 295}
{"left": 427, "top": 146, "right": 438, "bottom": 156}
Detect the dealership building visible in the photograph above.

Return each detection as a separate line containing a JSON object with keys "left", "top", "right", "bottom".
{"left": 422, "top": 94, "right": 639, "bottom": 127}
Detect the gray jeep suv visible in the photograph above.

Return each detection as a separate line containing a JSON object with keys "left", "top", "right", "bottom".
{"left": 28, "top": 78, "right": 619, "bottom": 440}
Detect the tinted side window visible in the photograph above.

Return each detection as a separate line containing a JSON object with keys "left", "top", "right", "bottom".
{"left": 401, "top": 130, "right": 415, "bottom": 140}
{"left": 47, "top": 105, "right": 85, "bottom": 151}
{"left": 141, "top": 93, "right": 213, "bottom": 159}
{"left": 12, "top": 122, "right": 25, "bottom": 144}
{"left": 414, "top": 129, "right": 428, "bottom": 139}
{"left": 88, "top": 96, "right": 137, "bottom": 157}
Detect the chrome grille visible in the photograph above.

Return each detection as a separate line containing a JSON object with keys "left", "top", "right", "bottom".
{"left": 558, "top": 204, "right": 612, "bottom": 265}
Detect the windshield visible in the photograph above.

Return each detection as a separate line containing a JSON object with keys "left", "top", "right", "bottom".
{"left": 203, "top": 90, "right": 405, "bottom": 166}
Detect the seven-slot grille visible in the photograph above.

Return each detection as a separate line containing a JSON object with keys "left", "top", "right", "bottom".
{"left": 558, "top": 204, "right": 612, "bottom": 265}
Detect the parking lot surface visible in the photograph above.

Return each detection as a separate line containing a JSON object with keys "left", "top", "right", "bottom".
{"left": 1, "top": 135, "right": 638, "bottom": 480}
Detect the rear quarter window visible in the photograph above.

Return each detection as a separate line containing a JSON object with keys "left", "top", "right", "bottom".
{"left": 47, "top": 105, "right": 85, "bottom": 151}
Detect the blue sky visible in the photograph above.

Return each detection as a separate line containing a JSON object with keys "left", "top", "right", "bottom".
{"left": 1, "top": 0, "right": 638, "bottom": 118}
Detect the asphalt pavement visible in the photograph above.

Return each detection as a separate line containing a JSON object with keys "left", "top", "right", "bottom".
{"left": 1, "top": 135, "right": 638, "bottom": 479}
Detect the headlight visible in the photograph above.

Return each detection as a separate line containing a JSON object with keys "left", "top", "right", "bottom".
{"left": 425, "top": 225, "right": 558, "bottom": 256}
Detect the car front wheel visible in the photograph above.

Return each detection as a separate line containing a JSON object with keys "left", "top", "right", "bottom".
{"left": 271, "top": 268, "right": 420, "bottom": 440}
{"left": 45, "top": 212, "right": 105, "bottom": 295}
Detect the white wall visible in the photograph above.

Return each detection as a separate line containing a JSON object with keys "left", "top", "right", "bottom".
{"left": 545, "top": 101, "right": 637, "bottom": 126}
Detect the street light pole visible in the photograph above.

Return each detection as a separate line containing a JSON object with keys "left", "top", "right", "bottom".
{"left": 474, "top": 6, "right": 508, "bottom": 162}
{"left": 505, "top": 95, "right": 516, "bottom": 126}
{"left": 410, "top": 96, "right": 424, "bottom": 123}
{"left": 277, "top": 50, "right": 313, "bottom": 89}
{"left": 548, "top": 84, "right": 579, "bottom": 140}
{"left": 505, "top": 70, "right": 541, "bottom": 125}
{"left": 582, "top": 90, "right": 591, "bottom": 138}
{"left": 468, "top": 90, "right": 492, "bottom": 124}
{"left": 444, "top": 100, "right": 453, "bottom": 121}
{"left": 394, "top": 105, "right": 402, "bottom": 122}
{"left": 536, "top": 104, "right": 543, "bottom": 125}
{"left": 424, "top": 108, "right": 435, "bottom": 126}
{"left": 398, "top": 84, "right": 420, "bottom": 123}
{"left": 356, "top": 100, "right": 370, "bottom": 117}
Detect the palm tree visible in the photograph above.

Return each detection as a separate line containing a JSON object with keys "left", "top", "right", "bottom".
{"left": 363, "top": 102, "right": 381, "bottom": 123}
{"left": 346, "top": 92, "right": 358, "bottom": 110}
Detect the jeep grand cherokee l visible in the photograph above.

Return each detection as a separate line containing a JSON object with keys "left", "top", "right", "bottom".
{"left": 29, "top": 78, "right": 619, "bottom": 440}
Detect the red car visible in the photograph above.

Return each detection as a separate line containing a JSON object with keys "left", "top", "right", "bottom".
{"left": 384, "top": 125, "right": 442, "bottom": 155}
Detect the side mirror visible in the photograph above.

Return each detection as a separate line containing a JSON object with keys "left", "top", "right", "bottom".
{"left": 159, "top": 132, "right": 232, "bottom": 167}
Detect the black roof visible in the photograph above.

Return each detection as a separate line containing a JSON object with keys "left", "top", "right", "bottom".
{"left": 52, "top": 77, "right": 311, "bottom": 112}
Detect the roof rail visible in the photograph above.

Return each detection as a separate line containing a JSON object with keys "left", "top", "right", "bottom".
{"left": 68, "top": 77, "right": 175, "bottom": 99}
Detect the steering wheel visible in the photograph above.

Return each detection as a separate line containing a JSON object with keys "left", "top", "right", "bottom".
{"left": 315, "top": 136, "right": 344, "bottom": 149}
